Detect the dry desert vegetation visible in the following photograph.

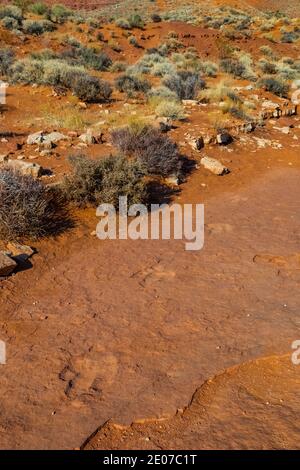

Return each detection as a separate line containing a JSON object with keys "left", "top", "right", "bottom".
{"left": 0, "top": 0, "right": 299, "bottom": 450}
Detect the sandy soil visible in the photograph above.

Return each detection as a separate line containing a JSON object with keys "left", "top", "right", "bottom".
{"left": 84, "top": 354, "right": 300, "bottom": 450}
{"left": 0, "top": 130, "right": 299, "bottom": 449}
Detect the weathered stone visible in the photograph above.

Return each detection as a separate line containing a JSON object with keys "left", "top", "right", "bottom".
{"left": 27, "top": 131, "right": 44, "bottom": 145}
{"left": 7, "top": 242, "right": 34, "bottom": 262}
{"left": 216, "top": 132, "right": 233, "bottom": 145}
{"left": 200, "top": 156, "right": 229, "bottom": 175}
{"left": 165, "top": 175, "right": 179, "bottom": 186}
{"left": 189, "top": 137, "right": 204, "bottom": 151}
{"left": 27, "top": 131, "right": 68, "bottom": 147}
{"left": 0, "top": 154, "right": 9, "bottom": 164}
{"left": 6, "top": 160, "right": 43, "bottom": 178}
{"left": 0, "top": 252, "right": 17, "bottom": 277}
{"left": 79, "top": 132, "right": 96, "bottom": 145}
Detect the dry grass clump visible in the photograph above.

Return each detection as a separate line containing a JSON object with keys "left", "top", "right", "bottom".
{"left": 163, "top": 71, "right": 205, "bottom": 100}
{"left": 0, "top": 168, "right": 69, "bottom": 241}
{"left": 63, "top": 154, "right": 148, "bottom": 207}
{"left": 111, "top": 123, "right": 183, "bottom": 177}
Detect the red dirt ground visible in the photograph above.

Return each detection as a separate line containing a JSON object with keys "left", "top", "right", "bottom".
{"left": 0, "top": 129, "right": 299, "bottom": 448}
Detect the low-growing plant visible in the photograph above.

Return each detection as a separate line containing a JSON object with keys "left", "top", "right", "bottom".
{"left": 71, "top": 74, "right": 112, "bottom": 103}
{"left": 0, "top": 48, "right": 15, "bottom": 76}
{"left": 30, "top": 2, "right": 48, "bottom": 15}
{"left": 163, "top": 71, "right": 205, "bottom": 100}
{"left": 49, "top": 4, "right": 71, "bottom": 24}
{"left": 115, "top": 74, "right": 151, "bottom": 97}
{"left": 1, "top": 16, "right": 19, "bottom": 30}
{"left": 63, "top": 154, "right": 148, "bottom": 207}
{"left": 155, "top": 99, "right": 186, "bottom": 121}
{"left": 258, "top": 76, "right": 289, "bottom": 97}
{"left": 0, "top": 5, "right": 22, "bottom": 21}
{"left": 110, "top": 61, "right": 127, "bottom": 72}
{"left": 0, "top": 167, "right": 69, "bottom": 240}
{"left": 111, "top": 124, "right": 183, "bottom": 177}
{"left": 23, "top": 19, "right": 56, "bottom": 35}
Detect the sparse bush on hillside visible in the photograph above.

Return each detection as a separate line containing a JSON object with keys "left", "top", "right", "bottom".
{"left": 115, "top": 14, "right": 144, "bottom": 30}
{"left": 115, "top": 17, "right": 131, "bottom": 30}
{"left": 115, "top": 74, "right": 151, "bottom": 97}
{"left": 23, "top": 19, "right": 56, "bottom": 35}
{"left": 220, "top": 58, "right": 246, "bottom": 78}
{"left": 110, "top": 61, "right": 127, "bottom": 72}
{"left": 0, "top": 5, "right": 22, "bottom": 21}
{"left": 61, "top": 44, "right": 112, "bottom": 71}
{"left": 128, "top": 14, "right": 144, "bottom": 29}
{"left": 111, "top": 124, "right": 183, "bottom": 177}
{"left": 258, "top": 76, "right": 289, "bottom": 97}
{"left": 1, "top": 16, "right": 19, "bottom": 30}
{"left": 71, "top": 74, "right": 112, "bottom": 103}
{"left": 281, "top": 31, "right": 298, "bottom": 43}
{"left": 147, "top": 86, "right": 178, "bottom": 101}
{"left": 0, "top": 167, "right": 68, "bottom": 241}
{"left": 8, "top": 57, "right": 111, "bottom": 102}
{"left": 259, "top": 59, "right": 277, "bottom": 74}
{"left": 0, "top": 48, "right": 15, "bottom": 76}
{"left": 259, "top": 45, "right": 275, "bottom": 58}
{"left": 49, "top": 4, "right": 71, "bottom": 24}
{"left": 63, "top": 154, "right": 148, "bottom": 207}
{"left": 30, "top": 2, "right": 48, "bottom": 15}
{"left": 163, "top": 71, "right": 205, "bottom": 100}
{"left": 155, "top": 100, "right": 186, "bottom": 121}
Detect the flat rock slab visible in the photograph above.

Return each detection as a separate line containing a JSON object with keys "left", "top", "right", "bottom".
{"left": 0, "top": 252, "right": 17, "bottom": 277}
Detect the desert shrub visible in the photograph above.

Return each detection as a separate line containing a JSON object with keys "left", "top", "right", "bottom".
{"left": 128, "top": 14, "right": 144, "bottom": 29}
{"left": 115, "top": 17, "right": 131, "bottom": 29}
{"left": 23, "top": 19, "right": 56, "bottom": 35}
{"left": 30, "top": 48, "right": 58, "bottom": 61}
{"left": 111, "top": 124, "right": 183, "bottom": 177}
{"left": 258, "top": 76, "right": 289, "bottom": 97}
{"left": 151, "top": 13, "right": 161, "bottom": 23}
{"left": 163, "top": 71, "right": 205, "bottom": 100}
{"left": 49, "top": 4, "right": 71, "bottom": 23}
{"left": 147, "top": 85, "right": 178, "bottom": 101}
{"left": 30, "top": 2, "right": 48, "bottom": 15}
{"left": 63, "top": 154, "right": 147, "bottom": 207}
{"left": 259, "top": 59, "right": 277, "bottom": 74}
{"left": 9, "top": 58, "right": 45, "bottom": 83}
{"left": 198, "top": 61, "right": 218, "bottom": 77}
{"left": 0, "top": 5, "right": 22, "bottom": 21}
{"left": 71, "top": 74, "right": 112, "bottom": 102}
{"left": 281, "top": 31, "right": 298, "bottom": 43}
{"left": 220, "top": 58, "right": 246, "bottom": 77}
{"left": 2, "top": 16, "right": 19, "bottom": 30}
{"left": 0, "top": 167, "right": 68, "bottom": 241}
{"left": 61, "top": 44, "right": 112, "bottom": 71}
{"left": 110, "top": 61, "right": 127, "bottom": 72}
{"left": 155, "top": 100, "right": 185, "bottom": 120}
{"left": 0, "top": 48, "right": 15, "bottom": 76}
{"left": 152, "top": 61, "right": 176, "bottom": 77}
{"left": 259, "top": 45, "right": 275, "bottom": 58}
{"left": 115, "top": 74, "right": 151, "bottom": 97}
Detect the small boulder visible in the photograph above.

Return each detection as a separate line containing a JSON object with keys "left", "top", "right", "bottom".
{"left": 7, "top": 242, "right": 34, "bottom": 262}
{"left": 27, "top": 131, "right": 44, "bottom": 145}
{"left": 0, "top": 252, "right": 17, "bottom": 277}
{"left": 6, "top": 160, "right": 43, "bottom": 178}
{"left": 79, "top": 132, "right": 96, "bottom": 145}
{"left": 216, "top": 132, "right": 233, "bottom": 145}
{"left": 200, "top": 156, "right": 229, "bottom": 175}
{"left": 189, "top": 137, "right": 204, "bottom": 151}
{"left": 0, "top": 154, "right": 9, "bottom": 164}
